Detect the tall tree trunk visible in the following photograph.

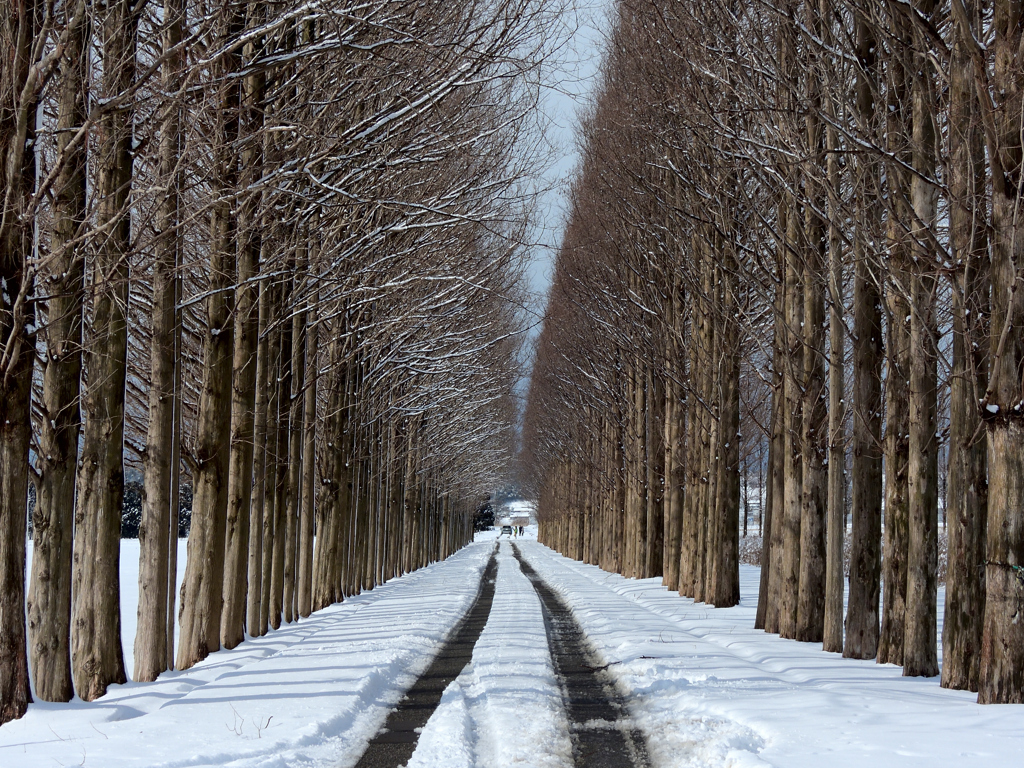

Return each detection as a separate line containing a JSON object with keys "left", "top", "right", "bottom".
{"left": 260, "top": 307, "right": 280, "bottom": 632}
{"left": 823, "top": 32, "right": 846, "bottom": 652}
{"left": 797, "top": 51, "right": 828, "bottom": 641}
{"left": 0, "top": 0, "right": 38, "bottom": 721}
{"left": 756, "top": 353, "right": 780, "bottom": 630}
{"left": 663, "top": 273, "right": 683, "bottom": 591}
{"left": 646, "top": 364, "right": 665, "bottom": 577}
{"left": 780, "top": 188, "right": 804, "bottom": 639}
{"left": 221, "top": 1, "right": 265, "bottom": 648}
{"left": 383, "top": 416, "right": 402, "bottom": 582}
{"left": 219, "top": 200, "right": 259, "bottom": 648}
{"left": 165, "top": 318, "right": 183, "bottom": 670}
{"left": 135, "top": 0, "right": 184, "bottom": 682}
{"left": 176, "top": 4, "right": 242, "bottom": 668}
{"left": 878, "top": 14, "right": 912, "bottom": 666}
{"left": 977, "top": 0, "right": 1024, "bottom": 705}
{"left": 711, "top": 238, "right": 740, "bottom": 607}
{"left": 903, "top": 0, "right": 940, "bottom": 677}
{"left": 312, "top": 337, "right": 345, "bottom": 611}
{"left": 269, "top": 296, "right": 291, "bottom": 629}
{"left": 0, "top": 325, "right": 32, "bottom": 722}
{"left": 844, "top": 10, "right": 884, "bottom": 660}
{"left": 29, "top": 0, "right": 87, "bottom": 701}
{"left": 680, "top": 301, "right": 701, "bottom": 596}
{"left": 283, "top": 279, "right": 305, "bottom": 623}
{"left": 632, "top": 360, "right": 647, "bottom": 578}
{"left": 765, "top": 274, "right": 787, "bottom": 635}
{"left": 71, "top": 0, "right": 136, "bottom": 699}
{"left": 248, "top": 282, "right": 271, "bottom": 635}
{"left": 942, "top": 0, "right": 988, "bottom": 691}
{"left": 297, "top": 295, "right": 318, "bottom": 618}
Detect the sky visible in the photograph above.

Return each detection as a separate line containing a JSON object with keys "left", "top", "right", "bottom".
{"left": 522, "top": 0, "right": 612, "bottom": 335}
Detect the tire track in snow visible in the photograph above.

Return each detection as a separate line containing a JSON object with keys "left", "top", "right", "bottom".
{"left": 514, "top": 542, "right": 770, "bottom": 768}
{"left": 351, "top": 546, "right": 499, "bottom": 768}
{"left": 511, "top": 544, "right": 651, "bottom": 768}
{"left": 405, "top": 542, "right": 573, "bottom": 768}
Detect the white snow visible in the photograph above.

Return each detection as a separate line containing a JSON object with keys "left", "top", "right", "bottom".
{"left": 514, "top": 540, "right": 1024, "bottom": 768}
{"left": 405, "top": 541, "right": 572, "bottom": 768}
{"left": 6, "top": 542, "right": 493, "bottom": 768}
{"left": 25, "top": 538, "right": 189, "bottom": 677}
{"left": 5, "top": 534, "right": 1024, "bottom": 767}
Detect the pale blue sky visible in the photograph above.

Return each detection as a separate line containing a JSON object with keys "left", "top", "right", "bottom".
{"left": 524, "top": 0, "right": 611, "bottom": 330}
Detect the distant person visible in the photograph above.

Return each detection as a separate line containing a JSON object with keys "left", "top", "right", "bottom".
{"left": 518, "top": 525, "right": 524, "bottom": 536}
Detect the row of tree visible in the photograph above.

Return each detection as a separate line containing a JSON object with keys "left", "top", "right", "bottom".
{"left": 0, "top": 0, "right": 547, "bottom": 724}
{"left": 522, "top": 0, "right": 1023, "bottom": 703}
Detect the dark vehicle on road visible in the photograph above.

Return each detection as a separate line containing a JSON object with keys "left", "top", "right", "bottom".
{"left": 500, "top": 525, "right": 513, "bottom": 536}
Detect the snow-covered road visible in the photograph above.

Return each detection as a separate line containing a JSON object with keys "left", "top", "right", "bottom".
{"left": 3, "top": 536, "right": 1023, "bottom": 767}
{"left": 515, "top": 540, "right": 1023, "bottom": 768}
{"left": 399, "top": 541, "right": 573, "bottom": 768}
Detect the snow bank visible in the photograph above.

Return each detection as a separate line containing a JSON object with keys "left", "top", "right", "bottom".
{"left": 4, "top": 543, "right": 493, "bottom": 768}
{"left": 516, "top": 541, "right": 1022, "bottom": 768}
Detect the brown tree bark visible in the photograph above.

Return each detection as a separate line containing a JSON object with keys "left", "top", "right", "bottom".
{"left": 283, "top": 281, "right": 305, "bottom": 623}
{"left": 823, "top": 36, "right": 846, "bottom": 652}
{"left": 221, "top": 1, "right": 265, "bottom": 649}
{"left": 135, "top": 0, "right": 184, "bottom": 682}
{"left": 71, "top": 0, "right": 137, "bottom": 700}
{"left": 662, "top": 274, "right": 683, "bottom": 592}
{"left": 797, "top": 49, "right": 828, "bottom": 640}
{"left": 311, "top": 338, "right": 346, "bottom": 611}
{"left": 28, "top": 0, "right": 86, "bottom": 701}
{"left": 247, "top": 281, "right": 271, "bottom": 636}
{"left": 267, "top": 297, "right": 289, "bottom": 628}
{"left": 903, "top": 0, "right": 940, "bottom": 677}
{"left": 878, "top": 12, "right": 912, "bottom": 666}
{"left": 0, "top": 334, "right": 32, "bottom": 722}
{"left": 780, "top": 190, "right": 804, "bottom": 639}
{"left": 176, "top": 2, "right": 242, "bottom": 668}
{"left": 219, "top": 195, "right": 259, "bottom": 649}
{"left": 680, "top": 307, "right": 702, "bottom": 597}
{"left": 941, "top": 0, "right": 988, "bottom": 691}
{"left": 756, "top": 347, "right": 780, "bottom": 631}
{"left": 0, "top": 0, "right": 38, "bottom": 720}
{"left": 844, "top": 9, "right": 884, "bottom": 660}
{"left": 709, "top": 238, "right": 740, "bottom": 607}
{"left": 646, "top": 364, "right": 665, "bottom": 578}
{"left": 764, "top": 266, "right": 787, "bottom": 634}
{"left": 977, "top": 0, "right": 1024, "bottom": 705}
{"left": 297, "top": 297, "right": 318, "bottom": 618}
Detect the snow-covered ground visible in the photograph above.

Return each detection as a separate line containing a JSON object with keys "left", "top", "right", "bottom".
{"left": 515, "top": 540, "right": 1024, "bottom": 767}
{"left": 5, "top": 543, "right": 493, "bottom": 768}
{"left": 26, "top": 538, "right": 191, "bottom": 677}
{"left": 4, "top": 536, "right": 1023, "bottom": 767}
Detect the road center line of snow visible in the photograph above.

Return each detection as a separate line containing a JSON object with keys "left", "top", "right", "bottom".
{"left": 351, "top": 545, "right": 499, "bottom": 768}
{"left": 511, "top": 544, "right": 651, "bottom": 768}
